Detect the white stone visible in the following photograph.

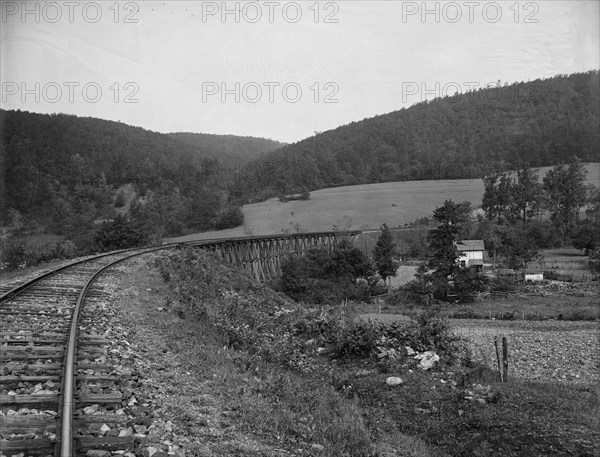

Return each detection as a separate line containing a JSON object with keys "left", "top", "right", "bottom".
{"left": 414, "top": 351, "right": 440, "bottom": 370}
{"left": 385, "top": 377, "right": 404, "bottom": 386}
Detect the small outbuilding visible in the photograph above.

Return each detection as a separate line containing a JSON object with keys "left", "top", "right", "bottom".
{"left": 455, "top": 240, "right": 485, "bottom": 268}
{"left": 525, "top": 273, "right": 544, "bottom": 282}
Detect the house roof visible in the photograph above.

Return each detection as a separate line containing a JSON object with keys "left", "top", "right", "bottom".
{"left": 455, "top": 240, "right": 485, "bottom": 251}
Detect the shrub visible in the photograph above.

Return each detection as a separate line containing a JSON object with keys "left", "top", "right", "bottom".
{"left": 93, "top": 214, "right": 149, "bottom": 252}
{"left": 411, "top": 307, "right": 460, "bottom": 356}
{"left": 453, "top": 267, "right": 489, "bottom": 302}
{"left": 544, "top": 270, "right": 558, "bottom": 280}
{"left": 589, "top": 249, "right": 600, "bottom": 273}
{"left": 278, "top": 240, "right": 376, "bottom": 304}
{"left": 215, "top": 206, "right": 244, "bottom": 229}
{"left": 114, "top": 190, "right": 126, "bottom": 207}
{"left": 0, "top": 239, "right": 27, "bottom": 270}
{"left": 154, "top": 248, "right": 468, "bottom": 381}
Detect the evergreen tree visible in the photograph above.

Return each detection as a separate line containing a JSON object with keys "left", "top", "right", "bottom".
{"left": 373, "top": 223, "right": 397, "bottom": 283}
{"left": 428, "top": 200, "right": 472, "bottom": 278}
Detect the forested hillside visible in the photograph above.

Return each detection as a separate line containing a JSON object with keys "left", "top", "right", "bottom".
{"left": 167, "top": 132, "right": 283, "bottom": 163}
{"left": 1, "top": 71, "right": 598, "bottom": 269}
{"left": 0, "top": 110, "right": 282, "bottom": 257}
{"left": 231, "top": 71, "right": 599, "bottom": 200}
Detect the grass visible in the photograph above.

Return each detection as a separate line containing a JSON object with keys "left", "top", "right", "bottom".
{"left": 120, "top": 256, "right": 441, "bottom": 456}
{"left": 168, "top": 163, "right": 599, "bottom": 241}
{"left": 149, "top": 249, "right": 600, "bottom": 456}
{"left": 343, "top": 363, "right": 600, "bottom": 457}
{"left": 362, "top": 293, "right": 600, "bottom": 321}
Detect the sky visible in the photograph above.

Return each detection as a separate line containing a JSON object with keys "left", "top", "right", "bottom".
{"left": 1, "top": 0, "right": 599, "bottom": 143}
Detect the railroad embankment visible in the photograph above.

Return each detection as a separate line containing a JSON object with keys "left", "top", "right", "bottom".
{"left": 102, "top": 248, "right": 600, "bottom": 457}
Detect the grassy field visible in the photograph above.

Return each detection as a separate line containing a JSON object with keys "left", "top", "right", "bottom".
{"left": 363, "top": 293, "right": 600, "bottom": 321}
{"left": 171, "top": 163, "right": 599, "bottom": 242}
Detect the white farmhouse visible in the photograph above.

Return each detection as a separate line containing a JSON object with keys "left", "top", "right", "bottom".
{"left": 455, "top": 240, "right": 485, "bottom": 269}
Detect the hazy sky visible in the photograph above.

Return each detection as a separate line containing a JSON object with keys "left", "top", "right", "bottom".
{"left": 1, "top": 1, "right": 598, "bottom": 143}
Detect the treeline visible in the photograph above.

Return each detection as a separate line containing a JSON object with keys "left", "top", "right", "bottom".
{"left": 230, "top": 71, "right": 599, "bottom": 200}
{"left": 0, "top": 110, "right": 281, "bottom": 268}
{"left": 480, "top": 160, "right": 599, "bottom": 261}
{"left": 0, "top": 111, "right": 283, "bottom": 223}
{"left": 2, "top": 71, "right": 599, "bottom": 269}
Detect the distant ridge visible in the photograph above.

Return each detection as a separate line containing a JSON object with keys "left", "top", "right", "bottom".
{"left": 231, "top": 70, "right": 599, "bottom": 200}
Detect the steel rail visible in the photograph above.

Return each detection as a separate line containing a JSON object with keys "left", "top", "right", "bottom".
{"left": 58, "top": 232, "right": 362, "bottom": 454}
{"left": 0, "top": 230, "right": 360, "bottom": 304}
{"left": 0, "top": 230, "right": 361, "bottom": 455}
{"left": 0, "top": 244, "right": 175, "bottom": 304}
{"left": 58, "top": 244, "right": 178, "bottom": 456}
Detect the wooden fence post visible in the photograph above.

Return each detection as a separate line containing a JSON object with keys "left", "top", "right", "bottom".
{"left": 494, "top": 337, "right": 504, "bottom": 383}
{"left": 502, "top": 336, "right": 508, "bottom": 381}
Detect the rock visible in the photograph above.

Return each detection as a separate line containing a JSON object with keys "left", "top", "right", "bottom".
{"left": 405, "top": 346, "right": 416, "bottom": 356}
{"left": 134, "top": 424, "right": 148, "bottom": 434}
{"left": 86, "top": 451, "right": 111, "bottom": 457}
{"left": 311, "top": 444, "right": 325, "bottom": 452}
{"left": 99, "top": 423, "right": 111, "bottom": 433}
{"left": 142, "top": 446, "right": 159, "bottom": 457}
{"left": 355, "top": 369, "right": 372, "bottom": 377}
{"left": 385, "top": 377, "right": 404, "bottom": 386}
{"left": 415, "top": 351, "right": 439, "bottom": 370}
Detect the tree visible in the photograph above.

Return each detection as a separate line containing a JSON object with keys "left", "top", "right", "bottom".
{"left": 428, "top": 200, "right": 472, "bottom": 299}
{"left": 93, "top": 214, "right": 149, "bottom": 252}
{"left": 428, "top": 200, "right": 472, "bottom": 278}
{"left": 571, "top": 224, "right": 599, "bottom": 256}
{"left": 482, "top": 172, "right": 513, "bottom": 223}
{"left": 373, "top": 223, "right": 398, "bottom": 283}
{"left": 497, "top": 226, "right": 541, "bottom": 273}
{"left": 584, "top": 186, "right": 600, "bottom": 224}
{"left": 542, "top": 159, "right": 588, "bottom": 231}
{"left": 475, "top": 219, "right": 504, "bottom": 268}
{"left": 279, "top": 239, "right": 375, "bottom": 304}
{"left": 510, "top": 166, "right": 542, "bottom": 227}
{"left": 453, "top": 267, "right": 489, "bottom": 302}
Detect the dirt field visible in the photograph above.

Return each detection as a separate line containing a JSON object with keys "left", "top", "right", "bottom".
{"left": 361, "top": 314, "right": 600, "bottom": 385}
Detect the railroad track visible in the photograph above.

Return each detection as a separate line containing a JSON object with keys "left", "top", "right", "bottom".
{"left": 0, "top": 244, "right": 183, "bottom": 457}
{"left": 0, "top": 231, "right": 357, "bottom": 456}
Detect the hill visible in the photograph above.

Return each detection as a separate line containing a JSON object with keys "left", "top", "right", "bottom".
{"left": 170, "top": 163, "right": 599, "bottom": 242}
{"left": 0, "top": 110, "right": 281, "bottom": 250}
{"left": 0, "top": 110, "right": 281, "bottom": 224}
{"left": 167, "top": 132, "right": 283, "bottom": 163}
{"left": 231, "top": 71, "right": 599, "bottom": 200}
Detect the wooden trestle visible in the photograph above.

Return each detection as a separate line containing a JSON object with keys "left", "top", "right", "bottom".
{"left": 194, "top": 231, "right": 361, "bottom": 282}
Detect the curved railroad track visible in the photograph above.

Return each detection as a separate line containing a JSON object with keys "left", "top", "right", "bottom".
{"left": 0, "top": 231, "right": 358, "bottom": 456}
{"left": 0, "top": 244, "right": 184, "bottom": 457}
